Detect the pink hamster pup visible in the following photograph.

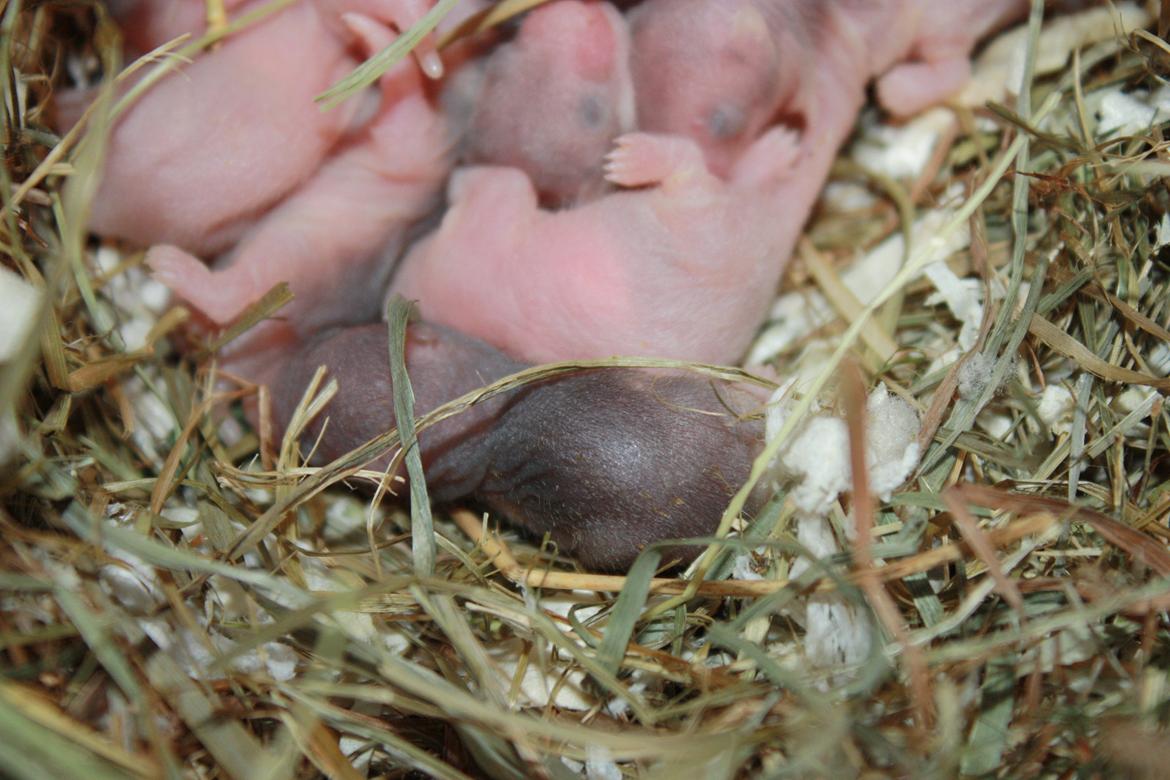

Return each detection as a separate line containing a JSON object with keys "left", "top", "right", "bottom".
{"left": 73, "top": 0, "right": 442, "bottom": 256}
{"left": 449, "top": 0, "right": 635, "bottom": 205}
{"left": 147, "top": 43, "right": 452, "bottom": 387}
{"left": 389, "top": 124, "right": 814, "bottom": 366}
{"left": 273, "top": 320, "right": 769, "bottom": 570}
{"left": 628, "top": 0, "right": 1031, "bottom": 176}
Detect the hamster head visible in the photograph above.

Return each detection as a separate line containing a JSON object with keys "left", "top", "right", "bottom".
{"left": 630, "top": 0, "right": 787, "bottom": 177}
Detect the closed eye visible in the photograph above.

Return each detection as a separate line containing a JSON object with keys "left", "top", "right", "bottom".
{"left": 706, "top": 103, "right": 746, "bottom": 140}
{"left": 578, "top": 94, "right": 606, "bottom": 129}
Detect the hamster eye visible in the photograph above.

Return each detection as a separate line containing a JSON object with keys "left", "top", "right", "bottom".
{"left": 707, "top": 104, "right": 746, "bottom": 140}
{"left": 578, "top": 94, "right": 606, "bottom": 128}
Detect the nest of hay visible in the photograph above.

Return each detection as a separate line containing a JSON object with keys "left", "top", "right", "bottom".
{"left": 2, "top": 0, "right": 1169, "bottom": 777}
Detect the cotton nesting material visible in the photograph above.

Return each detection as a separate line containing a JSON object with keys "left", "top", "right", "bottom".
{"left": 747, "top": 200, "right": 973, "bottom": 370}
{"left": 766, "top": 382, "right": 922, "bottom": 672}
{"left": 959, "top": 1, "right": 1150, "bottom": 107}
{"left": 0, "top": 266, "right": 39, "bottom": 363}
{"left": 748, "top": 0, "right": 1154, "bottom": 379}
{"left": 0, "top": 266, "right": 41, "bottom": 466}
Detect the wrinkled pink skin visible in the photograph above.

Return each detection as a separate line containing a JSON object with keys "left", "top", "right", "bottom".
{"left": 114, "top": 0, "right": 246, "bottom": 50}
{"left": 452, "top": 0, "right": 635, "bottom": 205}
{"left": 117, "top": 0, "right": 443, "bottom": 69}
{"left": 81, "top": 0, "right": 443, "bottom": 256}
{"left": 148, "top": 62, "right": 451, "bottom": 387}
{"left": 629, "top": 0, "right": 1030, "bottom": 177}
{"left": 85, "top": 0, "right": 357, "bottom": 255}
{"left": 391, "top": 124, "right": 811, "bottom": 365}
{"left": 274, "top": 321, "right": 769, "bottom": 570}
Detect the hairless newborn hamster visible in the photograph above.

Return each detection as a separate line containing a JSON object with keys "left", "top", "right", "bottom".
{"left": 146, "top": 26, "right": 451, "bottom": 387}
{"left": 445, "top": 0, "right": 635, "bottom": 206}
{"left": 628, "top": 0, "right": 1031, "bottom": 176}
{"left": 70, "top": 0, "right": 443, "bottom": 256}
{"left": 274, "top": 321, "right": 769, "bottom": 570}
{"left": 389, "top": 122, "right": 813, "bottom": 366}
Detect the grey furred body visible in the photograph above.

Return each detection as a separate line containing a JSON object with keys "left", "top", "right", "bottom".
{"left": 275, "top": 322, "right": 766, "bottom": 570}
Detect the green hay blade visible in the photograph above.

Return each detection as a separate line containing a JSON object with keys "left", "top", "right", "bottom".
{"left": 386, "top": 296, "right": 435, "bottom": 575}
